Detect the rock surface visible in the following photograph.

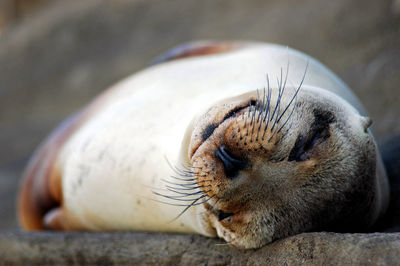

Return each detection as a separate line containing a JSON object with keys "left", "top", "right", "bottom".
{"left": 0, "top": 0, "right": 400, "bottom": 264}
{"left": 1, "top": 231, "right": 400, "bottom": 265}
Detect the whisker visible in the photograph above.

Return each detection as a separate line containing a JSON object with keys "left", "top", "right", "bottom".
{"left": 262, "top": 75, "right": 271, "bottom": 123}
{"left": 269, "top": 61, "right": 308, "bottom": 140}
{"left": 166, "top": 184, "right": 211, "bottom": 191}
{"left": 269, "top": 71, "right": 282, "bottom": 124}
{"left": 250, "top": 90, "right": 260, "bottom": 141}
{"left": 169, "top": 198, "right": 201, "bottom": 222}
{"left": 166, "top": 188, "right": 208, "bottom": 197}
{"left": 256, "top": 87, "right": 267, "bottom": 139}
{"left": 161, "top": 179, "right": 202, "bottom": 189}
{"left": 270, "top": 69, "right": 284, "bottom": 132}
{"left": 275, "top": 61, "right": 308, "bottom": 127}
{"left": 262, "top": 77, "right": 272, "bottom": 140}
{"left": 161, "top": 178, "right": 212, "bottom": 188}
{"left": 169, "top": 175, "right": 196, "bottom": 182}
{"left": 174, "top": 171, "right": 195, "bottom": 177}
{"left": 151, "top": 195, "right": 214, "bottom": 207}
{"left": 164, "top": 156, "right": 199, "bottom": 179}
{"left": 282, "top": 57, "right": 289, "bottom": 97}
{"left": 153, "top": 191, "right": 207, "bottom": 202}
{"left": 178, "top": 163, "right": 196, "bottom": 170}
{"left": 169, "top": 195, "right": 216, "bottom": 222}
{"left": 276, "top": 97, "right": 298, "bottom": 134}
{"left": 272, "top": 62, "right": 290, "bottom": 133}
{"left": 245, "top": 102, "right": 252, "bottom": 136}
{"left": 257, "top": 88, "right": 265, "bottom": 124}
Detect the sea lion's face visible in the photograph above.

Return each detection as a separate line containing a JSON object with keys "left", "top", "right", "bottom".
{"left": 188, "top": 87, "right": 376, "bottom": 248}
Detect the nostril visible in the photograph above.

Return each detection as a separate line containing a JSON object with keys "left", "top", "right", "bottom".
{"left": 217, "top": 210, "right": 234, "bottom": 221}
{"left": 215, "top": 145, "right": 247, "bottom": 179}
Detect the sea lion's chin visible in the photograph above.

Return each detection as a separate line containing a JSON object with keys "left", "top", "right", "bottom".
{"left": 203, "top": 202, "right": 264, "bottom": 249}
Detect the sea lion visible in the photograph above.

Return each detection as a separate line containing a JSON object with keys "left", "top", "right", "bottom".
{"left": 18, "top": 41, "right": 389, "bottom": 249}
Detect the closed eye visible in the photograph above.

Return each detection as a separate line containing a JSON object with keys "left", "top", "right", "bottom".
{"left": 288, "top": 109, "right": 335, "bottom": 162}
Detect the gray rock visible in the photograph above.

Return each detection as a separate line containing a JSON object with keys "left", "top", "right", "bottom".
{"left": 0, "top": 231, "right": 399, "bottom": 265}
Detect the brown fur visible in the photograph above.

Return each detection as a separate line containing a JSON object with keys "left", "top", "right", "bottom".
{"left": 152, "top": 41, "right": 242, "bottom": 65}
{"left": 18, "top": 113, "right": 79, "bottom": 230}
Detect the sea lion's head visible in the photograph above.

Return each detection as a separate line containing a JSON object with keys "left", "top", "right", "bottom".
{"left": 187, "top": 85, "right": 378, "bottom": 249}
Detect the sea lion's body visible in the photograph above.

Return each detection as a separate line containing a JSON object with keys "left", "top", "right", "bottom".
{"left": 18, "top": 41, "right": 389, "bottom": 248}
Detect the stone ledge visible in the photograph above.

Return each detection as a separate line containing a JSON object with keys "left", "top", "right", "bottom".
{"left": 0, "top": 231, "right": 399, "bottom": 265}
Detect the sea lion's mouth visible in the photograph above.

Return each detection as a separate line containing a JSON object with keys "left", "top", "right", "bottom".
{"left": 204, "top": 202, "right": 234, "bottom": 222}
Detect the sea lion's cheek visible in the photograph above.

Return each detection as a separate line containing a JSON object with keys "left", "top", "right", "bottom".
{"left": 287, "top": 160, "right": 318, "bottom": 187}
{"left": 297, "top": 159, "right": 318, "bottom": 173}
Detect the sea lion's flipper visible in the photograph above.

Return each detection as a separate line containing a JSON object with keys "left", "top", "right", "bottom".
{"left": 43, "top": 207, "right": 67, "bottom": 230}
{"left": 151, "top": 41, "right": 247, "bottom": 65}
{"left": 18, "top": 113, "right": 80, "bottom": 230}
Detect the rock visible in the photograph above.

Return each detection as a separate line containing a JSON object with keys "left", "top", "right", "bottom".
{"left": 0, "top": 231, "right": 399, "bottom": 265}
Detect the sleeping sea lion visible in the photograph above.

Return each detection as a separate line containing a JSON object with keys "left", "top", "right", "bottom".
{"left": 18, "top": 41, "right": 389, "bottom": 249}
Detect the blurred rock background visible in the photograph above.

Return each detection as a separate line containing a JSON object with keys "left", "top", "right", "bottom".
{"left": 0, "top": 0, "right": 399, "bottom": 260}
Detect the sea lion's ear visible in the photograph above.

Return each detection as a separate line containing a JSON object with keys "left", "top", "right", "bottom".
{"left": 151, "top": 41, "right": 244, "bottom": 65}
{"left": 360, "top": 116, "right": 373, "bottom": 132}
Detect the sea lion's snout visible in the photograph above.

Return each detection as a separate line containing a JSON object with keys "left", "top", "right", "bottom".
{"left": 188, "top": 96, "right": 257, "bottom": 160}
{"left": 189, "top": 88, "right": 294, "bottom": 189}
{"left": 214, "top": 145, "right": 247, "bottom": 179}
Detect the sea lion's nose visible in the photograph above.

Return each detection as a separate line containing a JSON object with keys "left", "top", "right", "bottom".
{"left": 214, "top": 145, "right": 247, "bottom": 179}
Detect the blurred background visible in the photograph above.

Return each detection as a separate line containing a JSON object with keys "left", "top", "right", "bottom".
{"left": 0, "top": 0, "right": 399, "bottom": 230}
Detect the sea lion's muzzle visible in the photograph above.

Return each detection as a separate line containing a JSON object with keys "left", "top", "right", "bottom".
{"left": 214, "top": 145, "right": 248, "bottom": 180}
{"left": 188, "top": 91, "right": 286, "bottom": 206}
{"left": 189, "top": 98, "right": 256, "bottom": 160}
